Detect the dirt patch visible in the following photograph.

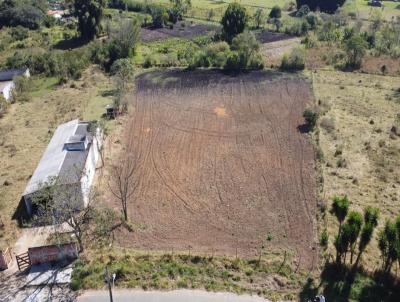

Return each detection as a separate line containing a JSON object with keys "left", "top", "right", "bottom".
{"left": 141, "top": 21, "right": 220, "bottom": 43}
{"left": 261, "top": 38, "right": 301, "bottom": 66}
{"left": 112, "top": 70, "right": 317, "bottom": 270}
{"left": 256, "top": 31, "right": 296, "bottom": 44}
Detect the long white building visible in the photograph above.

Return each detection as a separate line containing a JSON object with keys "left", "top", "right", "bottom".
{"left": 21, "top": 119, "right": 100, "bottom": 217}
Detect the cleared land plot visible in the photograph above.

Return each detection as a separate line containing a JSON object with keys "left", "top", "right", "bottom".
{"left": 115, "top": 70, "right": 317, "bottom": 269}
{"left": 141, "top": 21, "right": 219, "bottom": 42}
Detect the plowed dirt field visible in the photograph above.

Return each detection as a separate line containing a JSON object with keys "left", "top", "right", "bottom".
{"left": 117, "top": 70, "right": 317, "bottom": 269}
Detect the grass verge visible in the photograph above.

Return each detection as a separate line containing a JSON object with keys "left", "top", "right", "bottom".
{"left": 71, "top": 248, "right": 307, "bottom": 301}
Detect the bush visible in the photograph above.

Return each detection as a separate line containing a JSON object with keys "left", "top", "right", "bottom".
{"left": 269, "top": 6, "right": 282, "bottom": 19}
{"left": 296, "top": 4, "right": 310, "bottom": 17}
{"left": 320, "top": 229, "right": 329, "bottom": 248}
{"left": 194, "top": 41, "right": 231, "bottom": 68}
{"left": 296, "top": 0, "right": 346, "bottom": 14}
{"left": 6, "top": 49, "right": 90, "bottom": 80}
{"left": 0, "top": 0, "right": 47, "bottom": 29}
{"left": 303, "top": 108, "right": 318, "bottom": 129}
{"left": 302, "top": 32, "right": 318, "bottom": 48}
{"left": 10, "top": 26, "right": 29, "bottom": 41}
{"left": 150, "top": 6, "right": 168, "bottom": 28}
{"left": 280, "top": 47, "right": 306, "bottom": 71}
{"left": 284, "top": 18, "right": 309, "bottom": 36}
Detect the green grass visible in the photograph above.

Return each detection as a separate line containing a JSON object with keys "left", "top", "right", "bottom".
{"left": 71, "top": 248, "right": 304, "bottom": 301}
{"left": 134, "top": 36, "right": 211, "bottom": 66}
{"left": 29, "top": 77, "right": 59, "bottom": 98}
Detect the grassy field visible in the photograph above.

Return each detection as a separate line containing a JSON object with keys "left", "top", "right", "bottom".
{"left": 0, "top": 67, "right": 114, "bottom": 250}
{"left": 312, "top": 69, "right": 400, "bottom": 268}
{"left": 72, "top": 247, "right": 305, "bottom": 301}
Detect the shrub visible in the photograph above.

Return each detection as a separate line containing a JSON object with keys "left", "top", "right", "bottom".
{"left": 296, "top": 0, "right": 346, "bottom": 13}
{"left": 284, "top": 18, "right": 309, "bottom": 36}
{"left": 150, "top": 6, "right": 168, "bottom": 28}
{"left": 280, "top": 47, "right": 305, "bottom": 71}
{"left": 320, "top": 229, "right": 329, "bottom": 248}
{"left": 303, "top": 108, "right": 318, "bottom": 129}
{"left": 344, "top": 34, "right": 367, "bottom": 69}
{"left": 302, "top": 32, "right": 318, "bottom": 48}
{"left": 143, "top": 55, "right": 156, "bottom": 68}
{"left": 10, "top": 26, "right": 29, "bottom": 41}
{"left": 269, "top": 6, "right": 282, "bottom": 19}
{"left": 296, "top": 5, "right": 310, "bottom": 17}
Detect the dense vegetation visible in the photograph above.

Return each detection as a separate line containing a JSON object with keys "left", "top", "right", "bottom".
{"left": 0, "top": 0, "right": 48, "bottom": 29}
{"left": 297, "top": 0, "right": 346, "bottom": 13}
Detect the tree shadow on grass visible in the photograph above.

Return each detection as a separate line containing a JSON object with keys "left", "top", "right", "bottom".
{"left": 53, "top": 37, "right": 89, "bottom": 50}
{"left": 300, "top": 262, "right": 400, "bottom": 302}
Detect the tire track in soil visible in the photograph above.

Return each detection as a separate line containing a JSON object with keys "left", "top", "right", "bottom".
{"left": 121, "top": 71, "right": 316, "bottom": 267}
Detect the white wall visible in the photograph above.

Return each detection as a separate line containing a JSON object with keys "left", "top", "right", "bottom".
{"left": 1, "top": 81, "right": 15, "bottom": 100}
{"left": 80, "top": 131, "right": 101, "bottom": 207}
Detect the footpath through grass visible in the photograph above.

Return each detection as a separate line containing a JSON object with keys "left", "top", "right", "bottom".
{"left": 71, "top": 248, "right": 306, "bottom": 301}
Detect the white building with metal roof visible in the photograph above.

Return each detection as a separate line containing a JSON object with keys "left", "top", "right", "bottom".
{"left": 21, "top": 119, "right": 100, "bottom": 216}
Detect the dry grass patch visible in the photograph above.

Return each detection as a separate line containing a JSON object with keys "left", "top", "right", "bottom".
{"left": 313, "top": 70, "right": 400, "bottom": 269}
{"left": 0, "top": 66, "right": 114, "bottom": 249}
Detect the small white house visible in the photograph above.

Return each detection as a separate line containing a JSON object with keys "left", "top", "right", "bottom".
{"left": 0, "top": 68, "right": 30, "bottom": 101}
{"left": 21, "top": 119, "right": 101, "bottom": 217}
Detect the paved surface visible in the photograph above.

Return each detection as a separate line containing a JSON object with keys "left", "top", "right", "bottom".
{"left": 0, "top": 263, "right": 75, "bottom": 302}
{"left": 78, "top": 289, "right": 272, "bottom": 302}
{"left": 26, "top": 263, "right": 73, "bottom": 286}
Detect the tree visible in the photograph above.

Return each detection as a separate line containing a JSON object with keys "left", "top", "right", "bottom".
{"left": 345, "top": 211, "right": 363, "bottom": 264}
{"left": 74, "top": 0, "right": 107, "bottom": 40}
{"left": 253, "top": 8, "right": 264, "bottom": 29}
{"left": 378, "top": 218, "right": 400, "bottom": 274}
{"left": 269, "top": 6, "right": 281, "bottom": 19}
{"left": 331, "top": 195, "right": 349, "bottom": 237}
{"left": 109, "top": 17, "right": 141, "bottom": 59}
{"left": 169, "top": 0, "right": 191, "bottom": 23}
{"left": 0, "top": 0, "right": 45, "bottom": 30}
{"left": 221, "top": 3, "right": 247, "bottom": 43}
{"left": 150, "top": 6, "right": 168, "bottom": 28}
{"left": 111, "top": 58, "right": 134, "bottom": 114}
{"left": 344, "top": 34, "right": 367, "bottom": 68}
{"left": 108, "top": 154, "right": 141, "bottom": 221}
{"left": 353, "top": 207, "right": 379, "bottom": 270}
{"left": 31, "top": 175, "right": 98, "bottom": 252}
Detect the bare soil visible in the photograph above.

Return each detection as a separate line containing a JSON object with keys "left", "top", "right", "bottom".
{"left": 141, "top": 21, "right": 219, "bottom": 43}
{"left": 113, "top": 70, "right": 318, "bottom": 270}
{"left": 256, "top": 31, "right": 295, "bottom": 44}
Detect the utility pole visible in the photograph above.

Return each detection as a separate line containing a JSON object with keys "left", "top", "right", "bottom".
{"left": 105, "top": 266, "right": 113, "bottom": 302}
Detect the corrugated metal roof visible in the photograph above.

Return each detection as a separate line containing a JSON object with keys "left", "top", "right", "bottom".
{"left": 23, "top": 119, "right": 92, "bottom": 196}
{"left": 0, "top": 68, "right": 27, "bottom": 82}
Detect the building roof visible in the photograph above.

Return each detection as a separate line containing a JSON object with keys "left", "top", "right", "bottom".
{"left": 0, "top": 68, "right": 27, "bottom": 82}
{"left": 23, "top": 119, "right": 92, "bottom": 196}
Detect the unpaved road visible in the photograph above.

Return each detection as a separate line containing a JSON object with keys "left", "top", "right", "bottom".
{"left": 78, "top": 289, "right": 272, "bottom": 302}
{"left": 113, "top": 70, "right": 317, "bottom": 269}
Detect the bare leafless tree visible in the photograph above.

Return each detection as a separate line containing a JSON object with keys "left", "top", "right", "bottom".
{"left": 108, "top": 154, "right": 140, "bottom": 221}
{"left": 31, "top": 171, "right": 97, "bottom": 252}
